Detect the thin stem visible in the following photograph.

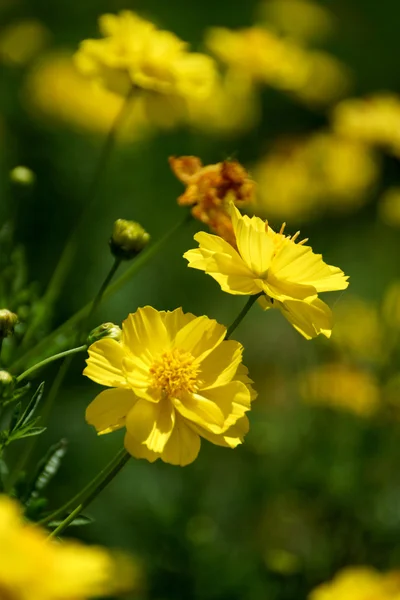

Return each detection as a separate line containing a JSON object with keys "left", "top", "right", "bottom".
{"left": 16, "top": 345, "right": 87, "bottom": 383}
{"left": 11, "top": 213, "right": 192, "bottom": 374}
{"left": 41, "top": 448, "right": 130, "bottom": 530}
{"left": 226, "top": 293, "right": 263, "bottom": 339}
{"left": 22, "top": 88, "right": 136, "bottom": 348}
{"left": 48, "top": 503, "right": 83, "bottom": 539}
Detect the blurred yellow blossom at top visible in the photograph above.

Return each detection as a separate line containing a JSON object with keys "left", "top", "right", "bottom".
{"left": 253, "top": 132, "right": 378, "bottom": 223}
{"left": 187, "top": 70, "right": 261, "bottom": 137}
{"left": 309, "top": 567, "right": 400, "bottom": 600}
{"left": 299, "top": 363, "right": 380, "bottom": 417}
{"left": 333, "top": 94, "right": 400, "bottom": 157}
{"left": 75, "top": 10, "right": 217, "bottom": 127}
{"left": 206, "top": 25, "right": 350, "bottom": 107}
{"left": 25, "top": 53, "right": 150, "bottom": 140}
{"left": 185, "top": 203, "right": 349, "bottom": 339}
{"left": 0, "top": 19, "right": 49, "bottom": 66}
{"left": 84, "top": 306, "right": 256, "bottom": 466}
{"left": 170, "top": 156, "right": 255, "bottom": 247}
{"left": 258, "top": 0, "right": 335, "bottom": 43}
{"left": 0, "top": 495, "right": 136, "bottom": 600}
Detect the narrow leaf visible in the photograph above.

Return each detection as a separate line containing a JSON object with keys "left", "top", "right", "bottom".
{"left": 19, "top": 382, "right": 45, "bottom": 427}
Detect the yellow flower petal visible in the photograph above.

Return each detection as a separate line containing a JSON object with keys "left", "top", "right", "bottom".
{"left": 161, "top": 415, "right": 201, "bottom": 466}
{"left": 124, "top": 432, "right": 160, "bottom": 462}
{"left": 125, "top": 398, "right": 175, "bottom": 452}
{"left": 84, "top": 338, "right": 129, "bottom": 388}
{"left": 185, "top": 231, "right": 252, "bottom": 276}
{"left": 201, "top": 380, "right": 252, "bottom": 430}
{"left": 172, "top": 392, "right": 226, "bottom": 433}
{"left": 122, "top": 306, "right": 170, "bottom": 360}
{"left": 271, "top": 242, "right": 349, "bottom": 293}
{"left": 199, "top": 339, "right": 244, "bottom": 389}
{"left": 160, "top": 307, "right": 197, "bottom": 340}
{"left": 173, "top": 315, "right": 226, "bottom": 362}
{"left": 230, "top": 204, "right": 275, "bottom": 274}
{"left": 191, "top": 415, "right": 249, "bottom": 448}
{"left": 279, "top": 297, "right": 333, "bottom": 339}
{"left": 86, "top": 388, "right": 137, "bottom": 434}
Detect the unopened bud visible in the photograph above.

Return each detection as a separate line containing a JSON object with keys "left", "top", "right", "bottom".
{"left": 87, "top": 322, "right": 122, "bottom": 346}
{"left": 10, "top": 166, "right": 36, "bottom": 186}
{"left": 110, "top": 219, "right": 150, "bottom": 260}
{"left": 0, "top": 370, "right": 16, "bottom": 398}
{"left": 0, "top": 309, "right": 18, "bottom": 339}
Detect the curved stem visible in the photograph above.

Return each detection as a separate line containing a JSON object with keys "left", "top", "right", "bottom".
{"left": 41, "top": 448, "right": 130, "bottom": 531}
{"left": 16, "top": 345, "right": 86, "bottom": 383}
{"left": 226, "top": 293, "right": 263, "bottom": 339}
{"left": 22, "top": 88, "right": 135, "bottom": 348}
{"left": 11, "top": 213, "right": 192, "bottom": 374}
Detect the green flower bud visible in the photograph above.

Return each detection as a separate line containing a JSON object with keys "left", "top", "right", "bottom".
{"left": 110, "top": 219, "right": 150, "bottom": 260}
{"left": 87, "top": 322, "right": 122, "bottom": 346}
{"left": 0, "top": 309, "right": 18, "bottom": 339}
{"left": 10, "top": 166, "right": 36, "bottom": 186}
{"left": 0, "top": 370, "right": 16, "bottom": 399}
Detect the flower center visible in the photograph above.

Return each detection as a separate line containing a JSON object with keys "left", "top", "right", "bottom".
{"left": 149, "top": 349, "right": 200, "bottom": 398}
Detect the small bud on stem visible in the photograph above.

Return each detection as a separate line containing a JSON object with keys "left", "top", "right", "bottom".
{"left": 110, "top": 219, "right": 150, "bottom": 260}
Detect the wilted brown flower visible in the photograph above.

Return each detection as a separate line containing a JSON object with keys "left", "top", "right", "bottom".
{"left": 169, "top": 156, "right": 255, "bottom": 246}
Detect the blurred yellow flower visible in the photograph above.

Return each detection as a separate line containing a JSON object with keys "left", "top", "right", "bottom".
{"left": 0, "top": 495, "right": 135, "bottom": 600}
{"left": 309, "top": 567, "right": 400, "bottom": 600}
{"left": 84, "top": 306, "right": 256, "bottom": 466}
{"left": 24, "top": 53, "right": 150, "bottom": 139}
{"left": 0, "top": 19, "right": 49, "bottom": 66}
{"left": 170, "top": 156, "right": 255, "bottom": 247}
{"left": 378, "top": 187, "right": 400, "bottom": 227}
{"left": 299, "top": 363, "right": 380, "bottom": 417}
{"left": 259, "top": 0, "right": 335, "bottom": 43}
{"left": 206, "top": 25, "right": 350, "bottom": 107}
{"left": 331, "top": 296, "right": 384, "bottom": 364}
{"left": 187, "top": 69, "right": 261, "bottom": 136}
{"left": 333, "top": 94, "right": 400, "bottom": 156}
{"left": 184, "top": 204, "right": 349, "bottom": 339}
{"left": 75, "top": 11, "right": 216, "bottom": 127}
{"left": 253, "top": 132, "right": 378, "bottom": 223}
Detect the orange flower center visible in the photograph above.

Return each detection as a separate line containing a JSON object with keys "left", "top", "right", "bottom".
{"left": 149, "top": 349, "right": 200, "bottom": 398}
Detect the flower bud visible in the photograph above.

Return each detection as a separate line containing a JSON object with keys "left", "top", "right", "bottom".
{"left": 0, "top": 309, "right": 18, "bottom": 339}
{"left": 10, "top": 166, "right": 36, "bottom": 186}
{"left": 110, "top": 219, "right": 150, "bottom": 260}
{"left": 87, "top": 322, "right": 122, "bottom": 346}
{"left": 0, "top": 370, "right": 16, "bottom": 399}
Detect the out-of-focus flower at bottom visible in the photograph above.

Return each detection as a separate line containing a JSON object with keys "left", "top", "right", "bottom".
{"left": 0, "top": 495, "right": 139, "bottom": 600}
{"left": 252, "top": 132, "right": 378, "bottom": 224}
{"left": 187, "top": 69, "right": 261, "bottom": 136}
{"left": 309, "top": 567, "right": 400, "bottom": 600}
{"left": 0, "top": 19, "right": 49, "bottom": 66}
{"left": 299, "top": 363, "right": 380, "bottom": 417}
{"left": 378, "top": 187, "right": 400, "bottom": 227}
{"left": 24, "top": 53, "right": 151, "bottom": 140}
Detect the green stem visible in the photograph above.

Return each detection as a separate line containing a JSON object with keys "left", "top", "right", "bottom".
{"left": 226, "top": 293, "right": 263, "bottom": 339}
{"left": 16, "top": 345, "right": 86, "bottom": 383}
{"left": 41, "top": 448, "right": 130, "bottom": 531}
{"left": 22, "top": 88, "right": 136, "bottom": 348}
{"left": 48, "top": 503, "right": 83, "bottom": 539}
{"left": 11, "top": 213, "right": 192, "bottom": 374}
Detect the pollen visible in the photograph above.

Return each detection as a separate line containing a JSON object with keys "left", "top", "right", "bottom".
{"left": 149, "top": 348, "right": 200, "bottom": 398}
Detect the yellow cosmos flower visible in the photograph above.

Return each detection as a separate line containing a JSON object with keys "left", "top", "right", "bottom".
{"left": 0, "top": 495, "right": 135, "bottom": 600}
{"left": 184, "top": 204, "right": 349, "bottom": 339}
{"left": 309, "top": 567, "right": 400, "bottom": 600}
{"left": 84, "top": 306, "right": 256, "bottom": 466}
{"left": 74, "top": 11, "right": 216, "bottom": 127}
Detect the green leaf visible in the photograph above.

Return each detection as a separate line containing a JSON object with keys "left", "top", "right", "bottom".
{"left": 48, "top": 514, "right": 94, "bottom": 528}
{"left": 18, "top": 382, "right": 45, "bottom": 427}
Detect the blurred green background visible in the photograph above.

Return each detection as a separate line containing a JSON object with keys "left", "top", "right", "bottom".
{"left": 2, "top": 0, "right": 400, "bottom": 598}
